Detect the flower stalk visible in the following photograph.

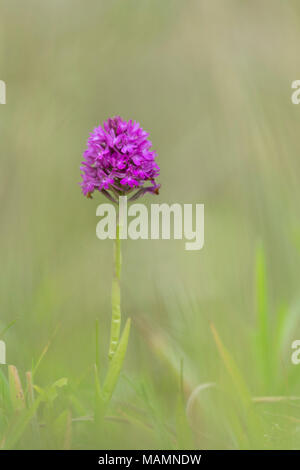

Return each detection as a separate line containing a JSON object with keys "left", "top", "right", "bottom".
{"left": 109, "top": 224, "right": 122, "bottom": 359}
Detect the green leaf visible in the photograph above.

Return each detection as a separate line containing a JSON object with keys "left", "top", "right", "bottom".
{"left": 33, "top": 378, "right": 68, "bottom": 403}
{"left": 102, "top": 318, "right": 131, "bottom": 406}
{"left": 52, "top": 377, "right": 68, "bottom": 389}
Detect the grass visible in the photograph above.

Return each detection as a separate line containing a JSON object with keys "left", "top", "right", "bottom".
{"left": 1, "top": 0, "right": 300, "bottom": 450}
{"left": 0, "top": 246, "right": 299, "bottom": 449}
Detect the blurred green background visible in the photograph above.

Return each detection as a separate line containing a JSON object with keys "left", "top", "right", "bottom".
{"left": 1, "top": 0, "right": 300, "bottom": 449}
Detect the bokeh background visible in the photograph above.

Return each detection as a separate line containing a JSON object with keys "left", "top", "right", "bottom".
{"left": 1, "top": 0, "right": 300, "bottom": 449}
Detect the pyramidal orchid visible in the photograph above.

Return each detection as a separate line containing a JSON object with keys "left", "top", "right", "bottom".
{"left": 80, "top": 116, "right": 160, "bottom": 419}
{"left": 80, "top": 116, "right": 160, "bottom": 201}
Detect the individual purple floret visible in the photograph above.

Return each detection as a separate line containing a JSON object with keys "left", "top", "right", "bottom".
{"left": 80, "top": 116, "right": 160, "bottom": 202}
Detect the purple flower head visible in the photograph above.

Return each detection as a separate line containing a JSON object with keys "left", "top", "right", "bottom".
{"left": 80, "top": 116, "right": 160, "bottom": 202}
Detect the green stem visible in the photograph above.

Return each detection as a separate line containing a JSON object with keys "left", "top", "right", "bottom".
{"left": 108, "top": 224, "right": 121, "bottom": 359}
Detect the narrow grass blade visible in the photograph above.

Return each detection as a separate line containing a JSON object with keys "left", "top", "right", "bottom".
{"left": 64, "top": 410, "right": 72, "bottom": 450}
{"left": 8, "top": 365, "right": 25, "bottom": 412}
{"left": 186, "top": 382, "right": 216, "bottom": 419}
{"left": 210, "top": 324, "right": 251, "bottom": 407}
{"left": 136, "top": 316, "right": 197, "bottom": 396}
{"left": 210, "top": 323, "right": 264, "bottom": 448}
{"left": 0, "top": 368, "right": 11, "bottom": 412}
{"left": 26, "top": 371, "right": 40, "bottom": 445}
{"left": 273, "top": 304, "right": 288, "bottom": 354}
{"left": 32, "top": 323, "right": 60, "bottom": 377}
{"left": 94, "top": 363, "right": 104, "bottom": 422}
{"left": 2, "top": 397, "right": 42, "bottom": 450}
{"left": 95, "top": 318, "right": 100, "bottom": 372}
{"left": 0, "top": 319, "right": 16, "bottom": 339}
{"left": 175, "top": 360, "right": 194, "bottom": 450}
{"left": 53, "top": 409, "right": 72, "bottom": 450}
{"left": 255, "top": 243, "right": 272, "bottom": 389}
{"left": 253, "top": 396, "right": 300, "bottom": 403}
